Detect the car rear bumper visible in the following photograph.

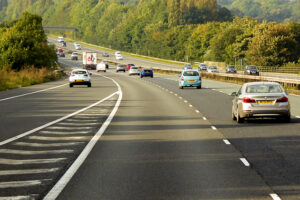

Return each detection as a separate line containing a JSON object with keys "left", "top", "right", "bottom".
{"left": 180, "top": 81, "right": 202, "bottom": 87}
{"left": 240, "top": 106, "right": 290, "bottom": 118}
{"left": 70, "top": 80, "right": 91, "bottom": 85}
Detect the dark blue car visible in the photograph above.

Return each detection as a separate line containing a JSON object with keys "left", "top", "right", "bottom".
{"left": 141, "top": 68, "right": 153, "bottom": 78}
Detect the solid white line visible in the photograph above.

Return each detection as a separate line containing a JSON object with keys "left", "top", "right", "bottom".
{"left": 0, "top": 92, "right": 117, "bottom": 146}
{"left": 211, "top": 126, "right": 217, "bottom": 130}
{"left": 43, "top": 73, "right": 123, "bottom": 200}
{"left": 270, "top": 193, "right": 281, "bottom": 200}
{"left": 0, "top": 83, "right": 68, "bottom": 102}
{"left": 223, "top": 139, "right": 231, "bottom": 145}
{"left": 0, "top": 158, "right": 66, "bottom": 165}
{"left": 0, "top": 168, "right": 59, "bottom": 176}
{"left": 203, "top": 117, "right": 207, "bottom": 120}
{"left": 0, "top": 149, "right": 73, "bottom": 155}
{"left": 240, "top": 158, "right": 250, "bottom": 167}
{"left": 13, "top": 142, "right": 83, "bottom": 147}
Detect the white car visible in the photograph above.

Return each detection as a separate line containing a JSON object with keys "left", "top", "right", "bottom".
{"left": 207, "top": 66, "right": 219, "bottom": 73}
{"left": 57, "top": 37, "right": 64, "bottom": 43}
{"left": 69, "top": 69, "right": 91, "bottom": 87}
{"left": 96, "top": 61, "right": 107, "bottom": 72}
{"left": 74, "top": 43, "right": 81, "bottom": 50}
{"left": 129, "top": 66, "right": 140, "bottom": 76}
{"left": 115, "top": 54, "right": 123, "bottom": 60}
{"left": 71, "top": 52, "right": 78, "bottom": 60}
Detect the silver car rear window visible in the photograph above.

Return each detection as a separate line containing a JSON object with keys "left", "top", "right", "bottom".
{"left": 183, "top": 71, "right": 199, "bottom": 76}
{"left": 246, "top": 85, "right": 282, "bottom": 93}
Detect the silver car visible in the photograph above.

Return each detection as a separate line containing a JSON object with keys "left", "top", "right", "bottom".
{"left": 129, "top": 66, "right": 140, "bottom": 76}
{"left": 116, "top": 64, "right": 126, "bottom": 72}
{"left": 231, "top": 82, "right": 290, "bottom": 123}
{"left": 183, "top": 64, "right": 193, "bottom": 70}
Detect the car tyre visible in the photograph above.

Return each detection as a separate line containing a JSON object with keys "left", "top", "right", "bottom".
{"left": 151, "top": 76, "right": 153, "bottom": 78}
{"left": 197, "top": 86, "right": 201, "bottom": 89}
{"left": 87, "top": 83, "right": 91, "bottom": 87}
{"left": 141, "top": 76, "right": 143, "bottom": 78}
{"left": 236, "top": 110, "right": 244, "bottom": 123}
{"left": 179, "top": 85, "right": 183, "bottom": 89}
{"left": 232, "top": 106, "right": 237, "bottom": 121}
{"left": 69, "top": 83, "right": 73, "bottom": 88}
{"left": 104, "top": 70, "right": 106, "bottom": 72}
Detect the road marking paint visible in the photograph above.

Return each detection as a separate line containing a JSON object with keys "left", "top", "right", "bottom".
{"left": 211, "top": 126, "right": 217, "bottom": 130}
{"left": 195, "top": 110, "right": 199, "bottom": 113}
{"left": 0, "top": 195, "right": 37, "bottom": 200}
{"left": 184, "top": 100, "right": 188, "bottom": 103}
{"left": 77, "top": 113, "right": 105, "bottom": 116}
{"left": 0, "top": 149, "right": 73, "bottom": 155}
{"left": 13, "top": 142, "right": 83, "bottom": 147}
{"left": 0, "top": 92, "right": 118, "bottom": 146}
{"left": 179, "top": 96, "right": 182, "bottom": 99}
{"left": 189, "top": 104, "right": 193, "bottom": 108}
{"left": 0, "top": 83, "right": 68, "bottom": 102}
{"left": 296, "top": 116, "right": 300, "bottom": 119}
{"left": 58, "top": 122, "right": 99, "bottom": 126}
{"left": 223, "top": 139, "right": 231, "bottom": 145}
{"left": 0, "top": 158, "right": 66, "bottom": 165}
{"left": 29, "top": 136, "right": 88, "bottom": 141}
{"left": 174, "top": 93, "right": 178, "bottom": 96}
{"left": 46, "top": 126, "right": 92, "bottom": 130}
{"left": 203, "top": 117, "right": 207, "bottom": 120}
{"left": 240, "top": 158, "right": 250, "bottom": 167}
{"left": 0, "top": 179, "right": 51, "bottom": 188}
{"left": 40, "top": 130, "right": 90, "bottom": 135}
{"left": 170, "top": 91, "right": 173, "bottom": 94}
{"left": 44, "top": 73, "right": 122, "bottom": 200}
{"left": 73, "top": 116, "right": 101, "bottom": 119}
{"left": 270, "top": 193, "right": 281, "bottom": 200}
{"left": 66, "top": 119, "right": 98, "bottom": 122}
{"left": 0, "top": 168, "right": 59, "bottom": 176}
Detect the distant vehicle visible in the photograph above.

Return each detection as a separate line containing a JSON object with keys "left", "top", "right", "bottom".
{"left": 179, "top": 70, "right": 202, "bottom": 89}
{"left": 71, "top": 52, "right": 78, "bottom": 60}
{"left": 244, "top": 65, "right": 259, "bottom": 75}
{"left": 58, "top": 52, "right": 65, "bottom": 57}
{"left": 231, "top": 82, "right": 290, "bottom": 123}
{"left": 57, "top": 37, "right": 64, "bottom": 43}
{"left": 226, "top": 65, "right": 237, "bottom": 73}
{"left": 198, "top": 63, "right": 207, "bottom": 71}
{"left": 129, "top": 66, "right": 140, "bottom": 76}
{"left": 57, "top": 48, "right": 63, "bottom": 53}
{"left": 61, "top": 41, "right": 67, "bottom": 47}
{"left": 126, "top": 64, "right": 135, "bottom": 71}
{"left": 116, "top": 64, "right": 126, "bottom": 72}
{"left": 207, "top": 66, "right": 219, "bottom": 73}
{"left": 83, "top": 52, "right": 97, "bottom": 70}
{"left": 74, "top": 43, "right": 81, "bottom": 50}
{"left": 115, "top": 54, "right": 123, "bottom": 60}
{"left": 115, "top": 51, "right": 121, "bottom": 56}
{"left": 69, "top": 69, "right": 91, "bottom": 88}
{"left": 102, "top": 52, "right": 109, "bottom": 57}
{"left": 96, "top": 61, "right": 107, "bottom": 72}
{"left": 141, "top": 68, "right": 153, "bottom": 78}
{"left": 183, "top": 64, "right": 193, "bottom": 70}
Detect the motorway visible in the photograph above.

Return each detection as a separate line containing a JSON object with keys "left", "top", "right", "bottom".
{"left": 0, "top": 46, "right": 299, "bottom": 200}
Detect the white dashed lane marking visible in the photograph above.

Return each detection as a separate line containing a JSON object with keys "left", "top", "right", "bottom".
{"left": 0, "top": 149, "right": 73, "bottom": 155}
{"left": 0, "top": 179, "right": 51, "bottom": 189}
{"left": 28, "top": 136, "right": 87, "bottom": 141}
{"left": 0, "top": 158, "right": 66, "bottom": 165}
{"left": 46, "top": 127, "right": 92, "bottom": 130}
{"left": 203, "top": 117, "right": 207, "bottom": 120}
{"left": 270, "top": 193, "right": 281, "bottom": 200}
{"left": 40, "top": 131, "right": 90, "bottom": 135}
{"left": 0, "top": 168, "right": 59, "bottom": 176}
{"left": 184, "top": 100, "right": 188, "bottom": 103}
{"left": 13, "top": 142, "right": 83, "bottom": 147}
{"left": 195, "top": 110, "right": 199, "bottom": 113}
{"left": 211, "top": 126, "right": 217, "bottom": 130}
{"left": 223, "top": 139, "right": 231, "bottom": 145}
{"left": 240, "top": 158, "right": 251, "bottom": 167}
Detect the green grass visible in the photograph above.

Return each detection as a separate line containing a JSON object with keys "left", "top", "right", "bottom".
{"left": 0, "top": 67, "right": 65, "bottom": 91}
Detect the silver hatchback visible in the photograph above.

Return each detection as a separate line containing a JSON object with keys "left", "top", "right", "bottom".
{"left": 231, "top": 82, "right": 290, "bottom": 123}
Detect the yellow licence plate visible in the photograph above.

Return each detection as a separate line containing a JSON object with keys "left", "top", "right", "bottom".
{"left": 76, "top": 80, "right": 83, "bottom": 82}
{"left": 258, "top": 100, "right": 274, "bottom": 104}
{"left": 188, "top": 80, "right": 195, "bottom": 82}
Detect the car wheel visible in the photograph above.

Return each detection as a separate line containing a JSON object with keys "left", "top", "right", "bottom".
{"left": 197, "top": 86, "right": 201, "bottom": 89}
{"left": 141, "top": 76, "right": 143, "bottom": 78}
{"left": 179, "top": 85, "right": 183, "bottom": 89}
{"left": 69, "top": 83, "right": 73, "bottom": 88}
{"left": 282, "top": 114, "right": 291, "bottom": 123}
{"left": 104, "top": 70, "right": 106, "bottom": 72}
{"left": 232, "top": 106, "right": 237, "bottom": 121}
{"left": 151, "top": 76, "right": 153, "bottom": 78}
{"left": 87, "top": 83, "right": 91, "bottom": 87}
{"left": 236, "top": 110, "right": 244, "bottom": 123}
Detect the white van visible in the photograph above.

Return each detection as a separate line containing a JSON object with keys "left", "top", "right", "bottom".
{"left": 96, "top": 61, "right": 107, "bottom": 72}
{"left": 57, "top": 37, "right": 64, "bottom": 43}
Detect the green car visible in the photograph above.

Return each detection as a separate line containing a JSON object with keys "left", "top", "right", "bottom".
{"left": 179, "top": 70, "right": 202, "bottom": 89}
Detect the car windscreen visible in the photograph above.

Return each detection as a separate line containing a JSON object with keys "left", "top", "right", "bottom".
{"left": 131, "top": 67, "right": 138, "bottom": 70}
{"left": 247, "top": 66, "right": 257, "bottom": 70}
{"left": 209, "top": 66, "right": 217, "bottom": 69}
{"left": 246, "top": 85, "right": 283, "bottom": 93}
{"left": 119, "top": 65, "right": 126, "bottom": 68}
{"left": 73, "top": 71, "right": 87, "bottom": 75}
{"left": 183, "top": 71, "right": 199, "bottom": 76}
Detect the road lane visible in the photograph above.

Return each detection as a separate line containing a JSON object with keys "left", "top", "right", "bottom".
{"left": 144, "top": 73, "right": 300, "bottom": 200}
{"left": 56, "top": 71, "right": 273, "bottom": 200}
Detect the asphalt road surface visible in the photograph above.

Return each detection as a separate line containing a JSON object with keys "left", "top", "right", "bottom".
{"left": 0, "top": 48, "right": 299, "bottom": 200}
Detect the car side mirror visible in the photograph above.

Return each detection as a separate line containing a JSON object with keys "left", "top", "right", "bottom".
{"left": 231, "top": 92, "right": 237, "bottom": 96}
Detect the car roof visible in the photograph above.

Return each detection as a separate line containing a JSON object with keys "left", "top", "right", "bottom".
{"left": 243, "top": 82, "right": 280, "bottom": 86}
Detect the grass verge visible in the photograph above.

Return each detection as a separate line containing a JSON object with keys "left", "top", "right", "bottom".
{"left": 0, "top": 67, "right": 66, "bottom": 91}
